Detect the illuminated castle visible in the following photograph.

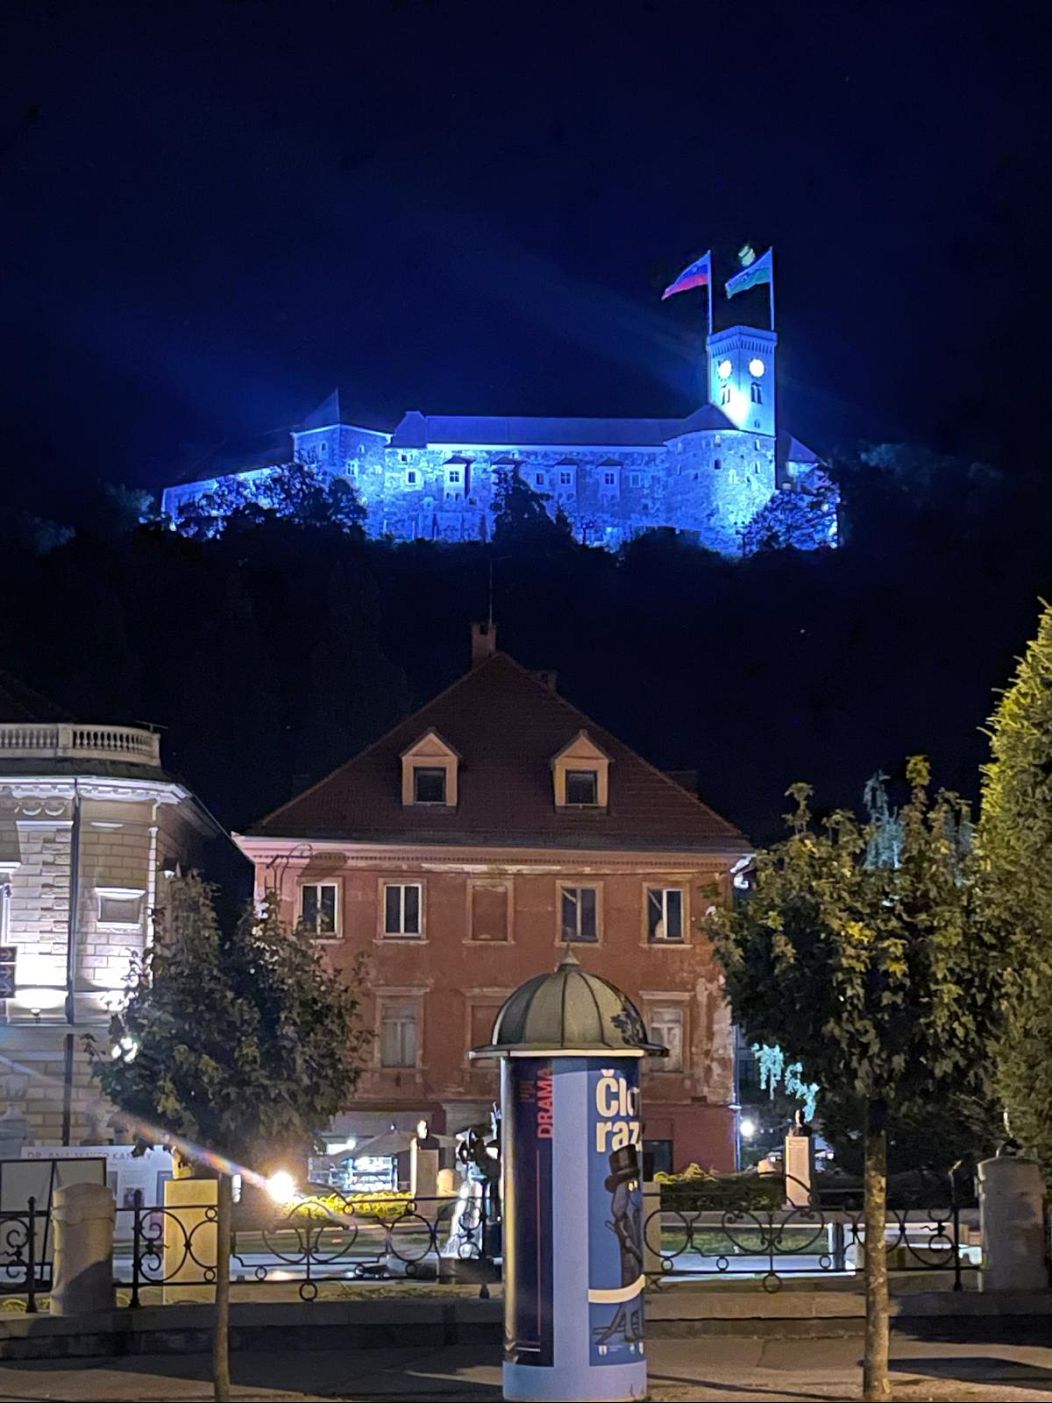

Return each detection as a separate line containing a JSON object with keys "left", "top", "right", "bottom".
{"left": 162, "top": 265, "right": 834, "bottom": 554}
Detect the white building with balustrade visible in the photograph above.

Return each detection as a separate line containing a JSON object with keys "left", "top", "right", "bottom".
{"left": 0, "top": 673, "right": 235, "bottom": 1149}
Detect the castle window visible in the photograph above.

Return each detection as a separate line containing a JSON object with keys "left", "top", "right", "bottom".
{"left": 406, "top": 470, "right": 418, "bottom": 485}
{"left": 535, "top": 474, "right": 544, "bottom": 486}
{"left": 320, "top": 442, "right": 328, "bottom": 455}
{"left": 715, "top": 435, "right": 722, "bottom": 446}
{"left": 629, "top": 473, "right": 641, "bottom": 487}
{"left": 448, "top": 469, "right": 460, "bottom": 484}
{"left": 751, "top": 383, "right": 763, "bottom": 403}
{"left": 720, "top": 386, "right": 731, "bottom": 405}
{"left": 714, "top": 458, "right": 722, "bottom": 471}
{"left": 754, "top": 420, "right": 761, "bottom": 429}
{"left": 400, "top": 453, "right": 408, "bottom": 463}
{"left": 604, "top": 472, "right": 615, "bottom": 486}
{"left": 754, "top": 462, "right": 760, "bottom": 474}
{"left": 560, "top": 472, "right": 572, "bottom": 485}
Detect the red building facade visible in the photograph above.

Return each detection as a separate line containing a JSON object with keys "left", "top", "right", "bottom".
{"left": 236, "top": 626, "right": 751, "bottom": 1172}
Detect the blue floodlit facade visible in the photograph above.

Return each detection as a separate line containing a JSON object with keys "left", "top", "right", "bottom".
{"left": 161, "top": 320, "right": 836, "bottom": 554}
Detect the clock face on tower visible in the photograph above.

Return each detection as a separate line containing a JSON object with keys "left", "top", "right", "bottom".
{"left": 717, "top": 359, "right": 733, "bottom": 380}
{"left": 749, "top": 357, "right": 766, "bottom": 378}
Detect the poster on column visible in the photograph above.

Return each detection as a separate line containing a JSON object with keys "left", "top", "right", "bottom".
{"left": 504, "top": 1057, "right": 554, "bottom": 1367}
{"left": 588, "top": 1060, "right": 645, "bottom": 1366}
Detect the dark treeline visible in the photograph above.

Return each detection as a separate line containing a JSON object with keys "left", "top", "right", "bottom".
{"left": 2, "top": 445, "right": 1049, "bottom": 843}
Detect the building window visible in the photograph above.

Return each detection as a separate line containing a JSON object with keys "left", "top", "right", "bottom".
{"left": 714, "top": 435, "right": 722, "bottom": 446}
{"left": 384, "top": 883, "right": 422, "bottom": 938}
{"left": 751, "top": 383, "right": 762, "bottom": 403}
{"left": 448, "top": 469, "right": 460, "bottom": 484}
{"left": 470, "top": 1002, "right": 500, "bottom": 1054}
{"left": 604, "top": 472, "right": 616, "bottom": 486}
{"left": 320, "top": 441, "right": 328, "bottom": 455}
{"left": 565, "top": 770, "right": 599, "bottom": 805}
{"left": 301, "top": 883, "right": 338, "bottom": 937}
{"left": 400, "top": 453, "right": 408, "bottom": 463}
{"left": 413, "top": 767, "right": 447, "bottom": 804}
{"left": 406, "top": 470, "right": 417, "bottom": 485}
{"left": 713, "top": 458, "right": 722, "bottom": 471}
{"left": 380, "top": 1001, "right": 418, "bottom": 1067}
{"left": 648, "top": 1006, "right": 685, "bottom": 1070}
{"left": 535, "top": 473, "right": 544, "bottom": 486}
{"left": 0, "top": 944, "right": 15, "bottom": 999}
{"left": 629, "top": 473, "right": 641, "bottom": 487}
{"left": 471, "top": 885, "right": 509, "bottom": 942}
{"left": 560, "top": 472, "right": 572, "bottom": 485}
{"left": 561, "top": 887, "right": 598, "bottom": 943}
{"left": 97, "top": 891, "right": 144, "bottom": 927}
{"left": 647, "top": 888, "right": 684, "bottom": 943}
{"left": 720, "top": 385, "right": 731, "bottom": 405}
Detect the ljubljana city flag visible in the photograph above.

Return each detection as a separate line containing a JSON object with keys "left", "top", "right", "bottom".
{"left": 661, "top": 251, "right": 712, "bottom": 300}
{"left": 725, "top": 246, "right": 773, "bottom": 298}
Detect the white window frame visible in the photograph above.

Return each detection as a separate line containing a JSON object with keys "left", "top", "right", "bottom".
{"left": 382, "top": 882, "right": 424, "bottom": 940}
{"left": 646, "top": 887, "right": 686, "bottom": 944}
{"left": 647, "top": 1004, "right": 685, "bottom": 1071}
{"left": 300, "top": 882, "right": 341, "bottom": 939}
{"left": 378, "top": 998, "right": 420, "bottom": 1068}
{"left": 564, "top": 769, "right": 599, "bottom": 806}
{"left": 412, "top": 766, "right": 448, "bottom": 805}
{"left": 559, "top": 884, "right": 600, "bottom": 944}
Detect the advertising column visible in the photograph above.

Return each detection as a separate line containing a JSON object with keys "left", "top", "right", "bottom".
{"left": 502, "top": 1054, "right": 646, "bottom": 1403}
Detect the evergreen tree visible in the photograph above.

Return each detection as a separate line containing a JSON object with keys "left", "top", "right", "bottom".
{"left": 88, "top": 875, "right": 368, "bottom": 1401}
{"left": 492, "top": 466, "right": 573, "bottom": 549}
{"left": 710, "top": 760, "right": 1002, "bottom": 1402}
{"left": 979, "top": 601, "right": 1052, "bottom": 1171}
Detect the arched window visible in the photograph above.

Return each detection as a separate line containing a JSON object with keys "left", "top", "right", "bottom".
{"left": 751, "top": 383, "right": 763, "bottom": 404}
{"left": 720, "top": 385, "right": 731, "bottom": 405}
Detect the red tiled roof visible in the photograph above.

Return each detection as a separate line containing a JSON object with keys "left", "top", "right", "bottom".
{"left": 250, "top": 653, "right": 748, "bottom": 853}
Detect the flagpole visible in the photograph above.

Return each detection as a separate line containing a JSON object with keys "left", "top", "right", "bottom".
{"left": 707, "top": 249, "right": 714, "bottom": 340}
{"left": 769, "top": 248, "right": 775, "bottom": 332}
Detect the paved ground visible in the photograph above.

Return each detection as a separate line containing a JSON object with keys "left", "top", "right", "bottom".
{"left": 3, "top": 1337, "right": 1052, "bottom": 1401}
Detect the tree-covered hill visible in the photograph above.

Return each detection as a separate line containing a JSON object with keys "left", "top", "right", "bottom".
{"left": 2, "top": 445, "right": 1049, "bottom": 844}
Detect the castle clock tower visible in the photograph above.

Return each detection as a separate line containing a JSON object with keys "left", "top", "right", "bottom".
{"left": 707, "top": 326, "right": 777, "bottom": 437}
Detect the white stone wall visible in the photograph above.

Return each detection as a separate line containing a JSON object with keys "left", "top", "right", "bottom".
{"left": 0, "top": 777, "right": 217, "bottom": 1146}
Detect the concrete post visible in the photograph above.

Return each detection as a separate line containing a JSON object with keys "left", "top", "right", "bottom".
{"left": 163, "top": 1176, "right": 218, "bottom": 1304}
{"left": 50, "top": 1181, "right": 115, "bottom": 1315}
{"left": 784, "top": 1126, "right": 815, "bottom": 1208}
{"left": 978, "top": 1154, "right": 1049, "bottom": 1292}
{"left": 412, "top": 1143, "right": 440, "bottom": 1201}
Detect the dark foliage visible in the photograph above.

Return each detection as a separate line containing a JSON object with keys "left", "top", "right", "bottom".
{"left": 1, "top": 443, "right": 1049, "bottom": 846}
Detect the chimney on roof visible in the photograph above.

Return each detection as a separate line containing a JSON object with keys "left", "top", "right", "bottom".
{"left": 531, "top": 670, "right": 558, "bottom": 692}
{"left": 471, "top": 621, "right": 497, "bottom": 667}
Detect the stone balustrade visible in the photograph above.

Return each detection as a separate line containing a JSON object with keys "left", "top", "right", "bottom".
{"left": 0, "top": 723, "right": 162, "bottom": 768}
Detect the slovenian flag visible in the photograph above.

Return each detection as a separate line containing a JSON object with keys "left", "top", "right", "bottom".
{"left": 725, "top": 247, "right": 773, "bottom": 299}
{"left": 662, "top": 250, "right": 712, "bottom": 301}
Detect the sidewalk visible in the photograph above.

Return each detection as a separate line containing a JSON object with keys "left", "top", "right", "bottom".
{"left": 3, "top": 1336, "right": 1052, "bottom": 1401}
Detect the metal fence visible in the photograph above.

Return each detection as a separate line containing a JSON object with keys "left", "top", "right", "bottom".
{"left": 646, "top": 1172, "right": 977, "bottom": 1292}
{"left": 2, "top": 1174, "right": 979, "bottom": 1308}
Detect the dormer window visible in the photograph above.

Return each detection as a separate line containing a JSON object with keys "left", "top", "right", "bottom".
{"left": 413, "top": 767, "right": 447, "bottom": 804}
{"left": 565, "top": 770, "right": 599, "bottom": 806}
{"left": 401, "top": 729, "right": 459, "bottom": 808}
{"left": 551, "top": 731, "right": 611, "bottom": 809}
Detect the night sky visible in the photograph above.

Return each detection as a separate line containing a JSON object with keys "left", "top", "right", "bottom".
{"left": 1, "top": 1, "right": 1047, "bottom": 511}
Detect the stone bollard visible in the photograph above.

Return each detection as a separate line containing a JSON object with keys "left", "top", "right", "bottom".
{"left": 978, "top": 1153, "right": 1049, "bottom": 1292}
{"left": 51, "top": 1182, "right": 115, "bottom": 1315}
{"left": 784, "top": 1113, "right": 815, "bottom": 1209}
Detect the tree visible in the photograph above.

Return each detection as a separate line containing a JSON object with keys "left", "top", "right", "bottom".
{"left": 709, "top": 760, "right": 1002, "bottom": 1402}
{"left": 740, "top": 470, "right": 839, "bottom": 554}
{"left": 88, "top": 875, "right": 368, "bottom": 1401}
{"left": 491, "top": 466, "right": 573, "bottom": 550}
{"left": 979, "top": 600, "right": 1052, "bottom": 1172}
